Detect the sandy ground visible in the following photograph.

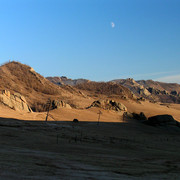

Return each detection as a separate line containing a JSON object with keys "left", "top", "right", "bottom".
{"left": 0, "top": 101, "right": 180, "bottom": 179}
{"left": 0, "top": 104, "right": 123, "bottom": 122}
{"left": 120, "top": 100, "right": 180, "bottom": 122}
{"left": 0, "top": 100, "right": 180, "bottom": 122}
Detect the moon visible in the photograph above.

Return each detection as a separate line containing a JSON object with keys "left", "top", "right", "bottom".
{"left": 111, "top": 22, "right": 115, "bottom": 28}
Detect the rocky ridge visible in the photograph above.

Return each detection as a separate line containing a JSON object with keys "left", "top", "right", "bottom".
{"left": 48, "top": 76, "right": 180, "bottom": 104}
{"left": 111, "top": 78, "right": 180, "bottom": 103}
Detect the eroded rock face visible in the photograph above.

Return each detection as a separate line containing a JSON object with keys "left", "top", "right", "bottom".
{"left": 0, "top": 90, "right": 32, "bottom": 112}
{"left": 51, "top": 100, "right": 71, "bottom": 109}
{"left": 88, "top": 99, "right": 127, "bottom": 112}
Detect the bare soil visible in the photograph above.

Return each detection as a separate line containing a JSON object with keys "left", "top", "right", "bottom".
{"left": 0, "top": 101, "right": 180, "bottom": 179}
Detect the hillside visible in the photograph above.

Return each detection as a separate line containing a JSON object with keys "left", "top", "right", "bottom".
{"left": 47, "top": 76, "right": 89, "bottom": 86}
{"left": 0, "top": 61, "right": 89, "bottom": 111}
{"left": 47, "top": 77, "right": 136, "bottom": 100}
{"left": 48, "top": 76, "right": 180, "bottom": 103}
{"left": 137, "top": 79, "right": 180, "bottom": 93}
{"left": 74, "top": 81, "right": 135, "bottom": 100}
{"left": 111, "top": 78, "right": 180, "bottom": 103}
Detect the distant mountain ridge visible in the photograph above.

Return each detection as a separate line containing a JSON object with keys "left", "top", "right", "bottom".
{"left": 111, "top": 78, "right": 180, "bottom": 103}
{"left": 47, "top": 76, "right": 135, "bottom": 100}
{"left": 46, "top": 76, "right": 90, "bottom": 86}
{"left": 48, "top": 76, "right": 180, "bottom": 103}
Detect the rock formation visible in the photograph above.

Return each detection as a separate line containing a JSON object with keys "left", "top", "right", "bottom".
{"left": 111, "top": 78, "right": 180, "bottom": 103}
{"left": 88, "top": 99, "right": 127, "bottom": 112}
{"left": 0, "top": 90, "right": 32, "bottom": 112}
{"left": 123, "top": 112, "right": 147, "bottom": 122}
{"left": 51, "top": 100, "right": 71, "bottom": 109}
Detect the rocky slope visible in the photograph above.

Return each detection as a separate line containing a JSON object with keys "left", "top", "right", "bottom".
{"left": 0, "top": 61, "right": 87, "bottom": 111}
{"left": 112, "top": 78, "right": 180, "bottom": 103}
{"left": 75, "top": 81, "right": 135, "bottom": 100}
{"left": 48, "top": 76, "right": 135, "bottom": 100}
{"left": 48, "top": 76, "right": 180, "bottom": 103}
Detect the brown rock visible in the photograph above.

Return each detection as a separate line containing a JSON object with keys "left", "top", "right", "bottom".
{"left": 0, "top": 90, "right": 32, "bottom": 112}
{"left": 51, "top": 100, "right": 71, "bottom": 109}
{"left": 89, "top": 99, "right": 127, "bottom": 112}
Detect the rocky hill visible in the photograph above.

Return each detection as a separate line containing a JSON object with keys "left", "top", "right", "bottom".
{"left": 47, "top": 76, "right": 135, "bottom": 100}
{"left": 111, "top": 78, "right": 151, "bottom": 97}
{"left": 111, "top": 78, "right": 180, "bottom": 103}
{"left": 137, "top": 80, "right": 180, "bottom": 93}
{"left": 48, "top": 75, "right": 180, "bottom": 103}
{"left": 74, "top": 81, "right": 135, "bottom": 100}
{"left": 0, "top": 61, "right": 87, "bottom": 111}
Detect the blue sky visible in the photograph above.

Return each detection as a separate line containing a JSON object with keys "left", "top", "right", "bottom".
{"left": 0, "top": 0, "right": 180, "bottom": 83}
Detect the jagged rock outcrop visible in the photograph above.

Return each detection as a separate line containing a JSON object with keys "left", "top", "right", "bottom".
{"left": 112, "top": 78, "right": 151, "bottom": 98}
{"left": 0, "top": 90, "right": 32, "bottom": 112}
{"left": 88, "top": 99, "right": 127, "bottom": 112}
{"left": 51, "top": 100, "right": 71, "bottom": 109}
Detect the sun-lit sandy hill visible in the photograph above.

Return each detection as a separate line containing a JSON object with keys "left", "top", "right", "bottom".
{"left": 0, "top": 61, "right": 92, "bottom": 111}
{"left": 0, "top": 61, "right": 180, "bottom": 124}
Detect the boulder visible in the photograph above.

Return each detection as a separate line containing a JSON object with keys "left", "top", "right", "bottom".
{"left": 73, "top": 119, "right": 79, "bottom": 123}
{"left": 170, "top": 91, "right": 178, "bottom": 96}
{"left": 0, "top": 90, "right": 32, "bottom": 112}
{"left": 137, "top": 97, "right": 145, "bottom": 101}
{"left": 132, "top": 112, "right": 147, "bottom": 121}
{"left": 51, "top": 100, "right": 71, "bottom": 109}
{"left": 147, "top": 87, "right": 160, "bottom": 95}
{"left": 139, "top": 87, "right": 151, "bottom": 96}
{"left": 90, "top": 100, "right": 101, "bottom": 108}
{"left": 2, "top": 90, "right": 11, "bottom": 97}
{"left": 161, "top": 90, "right": 168, "bottom": 95}
{"left": 89, "top": 99, "right": 127, "bottom": 112}
{"left": 123, "top": 112, "right": 134, "bottom": 121}
{"left": 123, "top": 112, "right": 147, "bottom": 121}
{"left": 146, "top": 115, "right": 178, "bottom": 126}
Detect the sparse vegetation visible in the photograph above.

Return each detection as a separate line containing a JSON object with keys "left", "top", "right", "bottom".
{"left": 0, "top": 61, "right": 87, "bottom": 111}
{"left": 75, "top": 81, "right": 134, "bottom": 99}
